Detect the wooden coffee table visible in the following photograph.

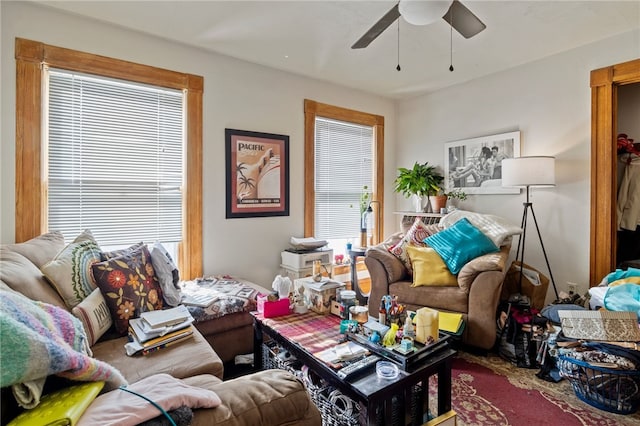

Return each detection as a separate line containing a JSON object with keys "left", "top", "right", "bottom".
{"left": 252, "top": 311, "right": 455, "bottom": 426}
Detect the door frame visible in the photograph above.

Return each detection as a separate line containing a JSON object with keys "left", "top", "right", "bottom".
{"left": 589, "top": 58, "right": 640, "bottom": 285}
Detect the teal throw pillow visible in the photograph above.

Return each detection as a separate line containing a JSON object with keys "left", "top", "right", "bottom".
{"left": 424, "top": 217, "right": 499, "bottom": 274}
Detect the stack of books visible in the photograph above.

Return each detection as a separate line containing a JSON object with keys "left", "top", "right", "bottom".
{"left": 126, "top": 305, "right": 195, "bottom": 356}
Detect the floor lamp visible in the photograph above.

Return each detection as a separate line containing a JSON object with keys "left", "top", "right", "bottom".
{"left": 502, "top": 156, "right": 559, "bottom": 302}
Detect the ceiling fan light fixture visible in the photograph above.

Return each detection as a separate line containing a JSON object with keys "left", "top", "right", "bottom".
{"left": 398, "top": 0, "right": 450, "bottom": 26}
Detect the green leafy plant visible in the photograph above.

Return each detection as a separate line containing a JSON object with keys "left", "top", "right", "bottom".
{"left": 442, "top": 188, "right": 467, "bottom": 201}
{"left": 360, "top": 185, "right": 370, "bottom": 215}
{"left": 394, "top": 162, "right": 444, "bottom": 198}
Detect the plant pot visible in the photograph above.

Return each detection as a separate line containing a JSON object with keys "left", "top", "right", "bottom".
{"left": 428, "top": 195, "right": 448, "bottom": 213}
{"left": 411, "top": 194, "right": 424, "bottom": 212}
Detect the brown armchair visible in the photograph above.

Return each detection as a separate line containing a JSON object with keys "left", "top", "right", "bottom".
{"left": 365, "top": 234, "right": 510, "bottom": 350}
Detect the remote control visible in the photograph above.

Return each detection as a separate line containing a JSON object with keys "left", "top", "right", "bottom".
{"left": 337, "top": 354, "right": 382, "bottom": 380}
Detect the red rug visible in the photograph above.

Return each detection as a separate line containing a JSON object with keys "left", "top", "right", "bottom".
{"left": 435, "top": 352, "right": 640, "bottom": 426}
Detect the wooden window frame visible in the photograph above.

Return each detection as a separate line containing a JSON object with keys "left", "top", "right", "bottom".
{"left": 303, "top": 99, "right": 384, "bottom": 244}
{"left": 14, "top": 38, "right": 203, "bottom": 279}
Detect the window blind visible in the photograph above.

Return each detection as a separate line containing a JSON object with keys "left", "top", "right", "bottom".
{"left": 46, "top": 68, "right": 184, "bottom": 246}
{"left": 314, "top": 117, "right": 373, "bottom": 240}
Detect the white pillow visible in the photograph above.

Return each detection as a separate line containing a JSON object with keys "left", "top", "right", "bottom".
{"left": 150, "top": 242, "right": 182, "bottom": 306}
{"left": 72, "top": 288, "right": 113, "bottom": 346}
{"left": 439, "top": 210, "right": 522, "bottom": 247}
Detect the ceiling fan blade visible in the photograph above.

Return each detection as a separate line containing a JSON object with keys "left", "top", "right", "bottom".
{"left": 442, "top": 0, "right": 486, "bottom": 39}
{"left": 351, "top": 3, "right": 401, "bottom": 49}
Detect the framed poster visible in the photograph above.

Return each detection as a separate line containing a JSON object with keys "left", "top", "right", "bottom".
{"left": 444, "top": 131, "right": 521, "bottom": 195}
{"left": 225, "top": 128, "right": 290, "bottom": 218}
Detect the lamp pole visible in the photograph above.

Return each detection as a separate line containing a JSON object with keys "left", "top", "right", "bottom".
{"left": 514, "top": 185, "right": 559, "bottom": 300}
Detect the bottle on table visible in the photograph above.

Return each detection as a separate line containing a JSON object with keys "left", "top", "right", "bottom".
{"left": 379, "top": 299, "right": 387, "bottom": 325}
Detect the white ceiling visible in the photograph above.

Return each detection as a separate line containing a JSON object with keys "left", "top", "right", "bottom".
{"left": 34, "top": 1, "right": 640, "bottom": 99}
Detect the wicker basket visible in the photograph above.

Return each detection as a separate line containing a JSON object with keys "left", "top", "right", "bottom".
{"left": 262, "top": 342, "right": 363, "bottom": 425}
{"left": 558, "top": 355, "right": 640, "bottom": 414}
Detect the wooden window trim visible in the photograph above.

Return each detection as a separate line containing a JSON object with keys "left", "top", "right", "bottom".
{"left": 14, "top": 38, "right": 203, "bottom": 279}
{"left": 303, "top": 99, "right": 384, "bottom": 244}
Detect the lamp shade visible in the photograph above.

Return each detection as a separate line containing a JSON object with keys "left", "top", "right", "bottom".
{"left": 502, "top": 156, "right": 555, "bottom": 187}
{"left": 399, "top": 0, "right": 450, "bottom": 26}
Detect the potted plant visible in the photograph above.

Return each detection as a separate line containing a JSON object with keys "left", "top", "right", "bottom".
{"left": 443, "top": 188, "right": 468, "bottom": 202}
{"left": 434, "top": 188, "right": 467, "bottom": 213}
{"left": 394, "top": 162, "right": 444, "bottom": 212}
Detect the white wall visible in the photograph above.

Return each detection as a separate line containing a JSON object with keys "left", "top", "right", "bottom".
{"left": 397, "top": 29, "right": 640, "bottom": 302}
{"left": 0, "top": 2, "right": 397, "bottom": 288}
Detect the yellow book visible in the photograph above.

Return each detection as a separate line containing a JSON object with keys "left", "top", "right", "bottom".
{"left": 438, "top": 312, "right": 463, "bottom": 334}
{"left": 8, "top": 381, "right": 104, "bottom": 426}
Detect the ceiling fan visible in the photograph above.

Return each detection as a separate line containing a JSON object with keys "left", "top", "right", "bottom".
{"left": 352, "top": 0, "right": 486, "bottom": 49}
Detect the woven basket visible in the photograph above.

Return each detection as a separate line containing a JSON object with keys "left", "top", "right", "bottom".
{"left": 558, "top": 355, "right": 640, "bottom": 414}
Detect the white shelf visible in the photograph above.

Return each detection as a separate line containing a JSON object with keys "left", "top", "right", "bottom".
{"left": 393, "top": 211, "right": 444, "bottom": 218}
{"left": 393, "top": 211, "right": 444, "bottom": 227}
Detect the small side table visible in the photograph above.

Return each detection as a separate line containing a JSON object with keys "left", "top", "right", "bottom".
{"left": 348, "top": 248, "right": 368, "bottom": 306}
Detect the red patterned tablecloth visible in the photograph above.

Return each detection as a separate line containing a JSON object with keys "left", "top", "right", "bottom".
{"left": 254, "top": 312, "right": 344, "bottom": 354}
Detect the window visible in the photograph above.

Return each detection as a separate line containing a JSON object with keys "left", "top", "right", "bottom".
{"left": 304, "top": 100, "right": 384, "bottom": 255}
{"left": 15, "top": 38, "right": 203, "bottom": 279}
{"left": 46, "top": 69, "right": 184, "bottom": 249}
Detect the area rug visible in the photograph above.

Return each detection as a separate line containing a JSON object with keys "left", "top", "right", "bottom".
{"left": 435, "top": 351, "right": 640, "bottom": 426}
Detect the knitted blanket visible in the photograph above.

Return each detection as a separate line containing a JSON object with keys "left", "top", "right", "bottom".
{"left": 0, "top": 290, "right": 126, "bottom": 390}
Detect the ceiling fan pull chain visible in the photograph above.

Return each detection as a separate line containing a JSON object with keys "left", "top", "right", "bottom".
{"left": 396, "top": 19, "right": 401, "bottom": 72}
{"left": 449, "top": 6, "right": 454, "bottom": 72}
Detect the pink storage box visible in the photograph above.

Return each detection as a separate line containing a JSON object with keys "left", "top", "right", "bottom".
{"left": 257, "top": 295, "right": 291, "bottom": 318}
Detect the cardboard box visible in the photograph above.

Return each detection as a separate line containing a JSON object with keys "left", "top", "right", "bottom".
{"left": 331, "top": 264, "right": 352, "bottom": 289}
{"left": 330, "top": 300, "right": 342, "bottom": 316}
{"left": 501, "top": 261, "right": 549, "bottom": 310}
{"left": 294, "top": 277, "right": 345, "bottom": 314}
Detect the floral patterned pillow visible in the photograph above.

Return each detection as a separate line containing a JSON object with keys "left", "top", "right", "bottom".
{"left": 92, "top": 244, "right": 163, "bottom": 335}
{"left": 388, "top": 218, "right": 441, "bottom": 274}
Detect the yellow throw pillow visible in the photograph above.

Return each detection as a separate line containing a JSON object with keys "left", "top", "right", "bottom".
{"left": 407, "top": 246, "right": 458, "bottom": 287}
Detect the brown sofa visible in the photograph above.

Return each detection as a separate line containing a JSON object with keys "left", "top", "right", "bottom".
{"left": 0, "top": 232, "right": 321, "bottom": 425}
{"left": 365, "top": 234, "right": 510, "bottom": 350}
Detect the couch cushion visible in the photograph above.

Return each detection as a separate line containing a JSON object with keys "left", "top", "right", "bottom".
{"left": 41, "top": 240, "right": 102, "bottom": 309}
{"left": 0, "top": 248, "right": 66, "bottom": 308}
{"left": 2, "top": 231, "right": 65, "bottom": 269}
{"left": 71, "top": 288, "right": 113, "bottom": 346}
{"left": 389, "top": 280, "right": 469, "bottom": 314}
{"left": 406, "top": 246, "right": 458, "bottom": 287}
{"left": 439, "top": 210, "right": 522, "bottom": 247}
{"left": 425, "top": 218, "right": 499, "bottom": 275}
{"left": 188, "top": 370, "right": 321, "bottom": 426}
{"left": 90, "top": 327, "right": 223, "bottom": 381}
{"left": 92, "top": 244, "right": 164, "bottom": 335}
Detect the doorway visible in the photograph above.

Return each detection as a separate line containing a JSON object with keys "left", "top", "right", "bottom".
{"left": 589, "top": 58, "right": 640, "bottom": 285}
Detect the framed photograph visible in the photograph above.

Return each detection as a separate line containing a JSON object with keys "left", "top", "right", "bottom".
{"left": 225, "top": 128, "right": 290, "bottom": 218}
{"left": 444, "top": 131, "right": 521, "bottom": 195}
